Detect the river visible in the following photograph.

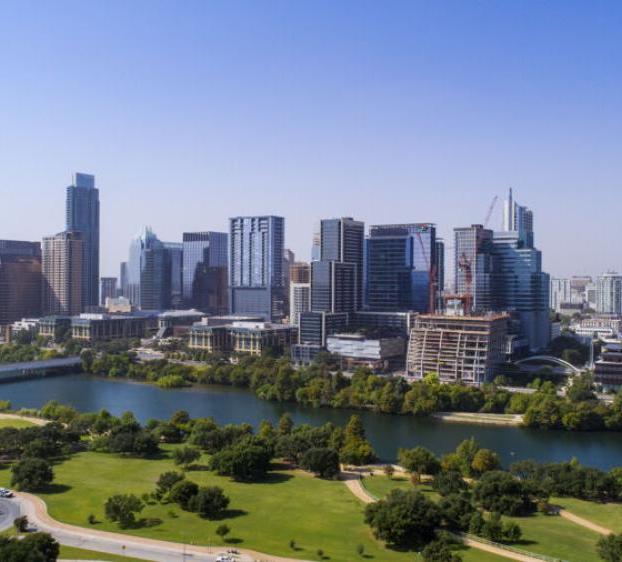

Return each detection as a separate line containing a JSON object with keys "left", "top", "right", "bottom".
{"left": 2, "top": 373, "right": 621, "bottom": 470}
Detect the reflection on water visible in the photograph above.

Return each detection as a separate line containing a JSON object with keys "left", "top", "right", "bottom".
{"left": 1, "top": 373, "right": 621, "bottom": 469}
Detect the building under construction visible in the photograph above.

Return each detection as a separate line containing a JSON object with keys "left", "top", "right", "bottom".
{"left": 406, "top": 313, "right": 509, "bottom": 385}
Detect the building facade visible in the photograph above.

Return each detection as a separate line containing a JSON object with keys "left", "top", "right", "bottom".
{"left": 365, "top": 223, "right": 436, "bottom": 313}
{"left": 182, "top": 231, "right": 228, "bottom": 313}
{"left": 100, "top": 277, "right": 118, "bottom": 306}
{"left": 71, "top": 313, "right": 147, "bottom": 342}
{"left": 407, "top": 313, "right": 509, "bottom": 384}
{"left": 596, "top": 272, "right": 622, "bottom": 315}
{"left": 326, "top": 333, "right": 406, "bottom": 371}
{"left": 289, "top": 282, "right": 311, "bottom": 326}
{"left": 66, "top": 173, "right": 99, "bottom": 309}
{"left": 0, "top": 240, "right": 42, "bottom": 325}
{"left": 42, "top": 231, "right": 84, "bottom": 316}
{"left": 594, "top": 340, "right": 622, "bottom": 390}
{"left": 229, "top": 216, "right": 285, "bottom": 322}
{"left": 550, "top": 278, "right": 572, "bottom": 313}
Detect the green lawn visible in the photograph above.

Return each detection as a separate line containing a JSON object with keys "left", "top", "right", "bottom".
{"left": 59, "top": 544, "right": 149, "bottom": 562}
{"left": 361, "top": 475, "right": 439, "bottom": 502}
{"left": 503, "top": 511, "right": 602, "bottom": 562}
{"left": 0, "top": 447, "right": 508, "bottom": 562}
{"left": 0, "top": 418, "right": 37, "bottom": 429}
{"left": 552, "top": 496, "right": 622, "bottom": 534}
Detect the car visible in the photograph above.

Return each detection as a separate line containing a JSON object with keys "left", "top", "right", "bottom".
{"left": 215, "top": 556, "right": 234, "bottom": 562}
{"left": 0, "top": 489, "right": 14, "bottom": 498}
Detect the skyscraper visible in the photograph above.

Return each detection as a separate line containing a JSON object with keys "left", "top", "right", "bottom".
{"left": 100, "top": 277, "right": 118, "bottom": 305}
{"left": 182, "top": 232, "right": 228, "bottom": 314}
{"left": 66, "top": 173, "right": 99, "bottom": 310}
{"left": 0, "top": 240, "right": 42, "bottom": 325}
{"left": 596, "top": 272, "right": 622, "bottom": 315}
{"left": 320, "top": 217, "right": 364, "bottom": 309}
{"left": 164, "top": 242, "right": 183, "bottom": 308}
{"left": 127, "top": 227, "right": 171, "bottom": 310}
{"left": 289, "top": 283, "right": 311, "bottom": 326}
{"left": 435, "top": 238, "right": 445, "bottom": 310}
{"left": 41, "top": 231, "right": 84, "bottom": 316}
{"left": 550, "top": 278, "right": 572, "bottom": 313}
{"left": 229, "top": 216, "right": 285, "bottom": 321}
{"left": 365, "top": 223, "right": 436, "bottom": 313}
{"left": 503, "top": 188, "right": 534, "bottom": 247}
{"left": 290, "top": 262, "right": 311, "bottom": 284}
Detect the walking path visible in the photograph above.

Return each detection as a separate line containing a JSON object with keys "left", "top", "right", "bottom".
{"left": 558, "top": 509, "right": 613, "bottom": 535}
{"left": 10, "top": 492, "right": 313, "bottom": 562}
{"left": 340, "top": 470, "right": 545, "bottom": 562}
{"left": 0, "top": 412, "right": 48, "bottom": 426}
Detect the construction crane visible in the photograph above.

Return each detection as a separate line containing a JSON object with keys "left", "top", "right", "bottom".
{"left": 483, "top": 195, "right": 498, "bottom": 228}
{"left": 415, "top": 230, "right": 436, "bottom": 314}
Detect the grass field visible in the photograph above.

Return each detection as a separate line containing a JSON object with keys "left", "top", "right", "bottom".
{"left": 0, "top": 447, "right": 508, "bottom": 562}
{"left": 552, "top": 496, "right": 622, "bottom": 534}
{"left": 0, "top": 418, "right": 37, "bottom": 429}
{"left": 361, "top": 475, "right": 439, "bottom": 502}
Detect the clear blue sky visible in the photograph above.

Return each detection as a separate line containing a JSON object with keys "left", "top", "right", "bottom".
{"left": 1, "top": 1, "right": 620, "bottom": 278}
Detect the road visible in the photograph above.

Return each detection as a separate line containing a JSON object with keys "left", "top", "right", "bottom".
{"left": 0, "top": 497, "right": 20, "bottom": 531}
{"left": 3, "top": 493, "right": 312, "bottom": 562}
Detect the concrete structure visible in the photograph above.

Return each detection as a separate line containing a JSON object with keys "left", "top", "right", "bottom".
{"left": 0, "top": 240, "right": 42, "bottom": 325}
{"left": 571, "top": 317, "right": 622, "bottom": 339}
{"left": 365, "top": 223, "right": 436, "bottom": 313}
{"left": 66, "top": 173, "right": 99, "bottom": 309}
{"left": 290, "top": 262, "right": 311, "bottom": 284}
{"left": 157, "top": 309, "right": 204, "bottom": 337}
{"left": 229, "top": 216, "right": 285, "bottom": 322}
{"left": 100, "top": 277, "right": 118, "bottom": 306}
{"left": 42, "top": 231, "right": 84, "bottom": 316}
{"left": 38, "top": 316, "right": 72, "bottom": 340}
{"left": 326, "top": 333, "right": 406, "bottom": 371}
{"left": 351, "top": 310, "right": 417, "bottom": 337}
{"left": 596, "top": 272, "right": 622, "bottom": 315}
{"left": 189, "top": 319, "right": 297, "bottom": 355}
{"left": 71, "top": 313, "right": 147, "bottom": 342}
{"left": 182, "top": 231, "right": 228, "bottom": 314}
{"left": 550, "top": 278, "right": 572, "bottom": 313}
{"left": 289, "top": 282, "right": 310, "bottom": 326}
{"left": 0, "top": 356, "right": 82, "bottom": 384}
{"left": 407, "top": 313, "right": 509, "bottom": 384}
{"left": 594, "top": 339, "right": 622, "bottom": 390}
{"left": 105, "top": 296, "right": 133, "bottom": 313}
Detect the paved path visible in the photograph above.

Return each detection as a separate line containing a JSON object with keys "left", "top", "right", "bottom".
{"left": 340, "top": 471, "right": 544, "bottom": 562}
{"left": 559, "top": 509, "right": 613, "bottom": 535}
{"left": 10, "top": 492, "right": 313, "bottom": 562}
{"left": 0, "top": 497, "right": 20, "bottom": 531}
{"left": 0, "top": 412, "right": 48, "bottom": 426}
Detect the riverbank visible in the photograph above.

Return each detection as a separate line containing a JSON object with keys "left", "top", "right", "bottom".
{"left": 431, "top": 412, "right": 524, "bottom": 426}
{"left": 0, "top": 411, "right": 47, "bottom": 426}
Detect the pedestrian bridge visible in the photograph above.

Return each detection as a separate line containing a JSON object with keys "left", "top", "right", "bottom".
{"left": 513, "top": 355, "right": 583, "bottom": 375}
{"left": 0, "top": 356, "right": 82, "bottom": 384}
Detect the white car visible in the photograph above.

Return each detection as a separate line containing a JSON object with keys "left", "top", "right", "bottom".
{"left": 0, "top": 489, "right": 14, "bottom": 498}
{"left": 216, "top": 557, "right": 234, "bottom": 562}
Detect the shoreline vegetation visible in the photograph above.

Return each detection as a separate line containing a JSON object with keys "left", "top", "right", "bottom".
{"left": 1, "top": 406, "right": 622, "bottom": 562}
{"left": 431, "top": 412, "right": 524, "bottom": 427}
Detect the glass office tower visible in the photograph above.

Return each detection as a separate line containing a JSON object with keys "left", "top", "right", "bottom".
{"left": 365, "top": 223, "right": 436, "bottom": 313}
{"left": 182, "top": 232, "right": 228, "bottom": 314}
{"left": 66, "top": 173, "right": 99, "bottom": 310}
{"left": 229, "top": 216, "right": 285, "bottom": 322}
{"left": 0, "top": 240, "right": 42, "bottom": 324}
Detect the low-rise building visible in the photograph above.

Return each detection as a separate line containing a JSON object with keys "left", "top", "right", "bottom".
{"left": 189, "top": 319, "right": 298, "bottom": 356}
{"left": 157, "top": 309, "right": 205, "bottom": 338}
{"left": 594, "top": 339, "right": 622, "bottom": 390}
{"left": 71, "top": 313, "right": 148, "bottom": 342}
{"left": 326, "top": 333, "right": 406, "bottom": 371}
{"left": 38, "top": 316, "right": 72, "bottom": 340}
{"left": 406, "top": 313, "right": 509, "bottom": 385}
{"left": 571, "top": 317, "right": 622, "bottom": 340}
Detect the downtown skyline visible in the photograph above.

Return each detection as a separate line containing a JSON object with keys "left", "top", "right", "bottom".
{"left": 1, "top": 1, "right": 620, "bottom": 278}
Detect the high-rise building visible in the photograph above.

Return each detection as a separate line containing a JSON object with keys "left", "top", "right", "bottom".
{"left": 435, "top": 238, "right": 445, "bottom": 310}
{"left": 182, "top": 232, "right": 228, "bottom": 314}
{"left": 290, "top": 262, "right": 311, "bottom": 284}
{"left": 365, "top": 223, "right": 436, "bottom": 313}
{"left": 503, "top": 188, "right": 534, "bottom": 247}
{"left": 100, "top": 277, "right": 118, "bottom": 305}
{"left": 119, "top": 262, "right": 128, "bottom": 297}
{"left": 453, "top": 224, "right": 494, "bottom": 313}
{"left": 66, "top": 173, "right": 99, "bottom": 309}
{"left": 596, "top": 272, "right": 622, "bottom": 315}
{"left": 311, "top": 222, "right": 321, "bottom": 262}
{"left": 41, "top": 231, "right": 84, "bottom": 316}
{"left": 164, "top": 242, "right": 183, "bottom": 308}
{"left": 282, "top": 249, "right": 295, "bottom": 317}
{"left": 320, "top": 217, "right": 364, "bottom": 309}
{"left": 550, "top": 278, "right": 571, "bottom": 313}
{"left": 0, "top": 240, "right": 42, "bottom": 325}
{"left": 127, "top": 227, "right": 171, "bottom": 310}
{"left": 311, "top": 260, "right": 356, "bottom": 313}
{"left": 229, "top": 216, "right": 285, "bottom": 322}
{"left": 289, "top": 282, "right": 311, "bottom": 326}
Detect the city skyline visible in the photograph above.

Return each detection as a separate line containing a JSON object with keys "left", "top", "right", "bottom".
{"left": 1, "top": 2, "right": 620, "bottom": 279}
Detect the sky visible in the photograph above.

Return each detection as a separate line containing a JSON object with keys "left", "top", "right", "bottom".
{"left": 0, "top": 0, "right": 620, "bottom": 279}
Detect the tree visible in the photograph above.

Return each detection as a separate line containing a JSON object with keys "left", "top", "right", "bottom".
{"left": 278, "top": 413, "right": 294, "bottom": 435}
{"left": 188, "top": 486, "right": 230, "bottom": 518}
{"left": 340, "top": 415, "right": 376, "bottom": 466}
{"left": 216, "top": 523, "right": 231, "bottom": 541}
{"left": 300, "top": 448, "right": 340, "bottom": 479}
{"left": 173, "top": 446, "right": 201, "bottom": 469}
{"left": 455, "top": 438, "right": 480, "bottom": 476}
{"left": 398, "top": 447, "right": 440, "bottom": 483}
{"left": 104, "top": 494, "right": 144, "bottom": 529}
{"left": 210, "top": 441, "right": 272, "bottom": 482}
{"left": 471, "top": 449, "right": 500, "bottom": 475}
{"left": 383, "top": 464, "right": 395, "bottom": 480}
{"left": 422, "top": 537, "right": 462, "bottom": 562}
{"left": 597, "top": 533, "right": 622, "bottom": 562}
{"left": 155, "top": 471, "right": 185, "bottom": 500}
{"left": 433, "top": 471, "right": 468, "bottom": 496}
{"left": 473, "top": 471, "right": 534, "bottom": 516}
{"left": 0, "top": 532, "right": 60, "bottom": 562}
{"left": 170, "top": 480, "right": 200, "bottom": 510}
{"left": 11, "top": 457, "right": 54, "bottom": 491}
{"left": 13, "top": 515, "right": 29, "bottom": 532}
{"left": 364, "top": 489, "right": 441, "bottom": 548}
{"left": 438, "top": 492, "right": 476, "bottom": 531}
